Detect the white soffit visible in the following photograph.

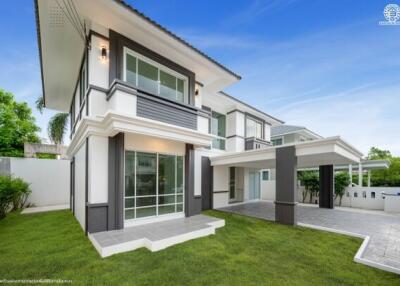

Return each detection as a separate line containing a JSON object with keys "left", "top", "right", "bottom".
{"left": 37, "top": 0, "right": 85, "bottom": 111}
{"left": 210, "top": 137, "right": 362, "bottom": 168}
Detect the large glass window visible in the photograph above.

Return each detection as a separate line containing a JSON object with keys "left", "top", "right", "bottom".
{"left": 246, "top": 117, "right": 263, "bottom": 139}
{"left": 124, "top": 151, "right": 184, "bottom": 220}
{"left": 124, "top": 48, "right": 188, "bottom": 104}
{"left": 271, "top": 138, "right": 283, "bottom": 146}
{"left": 211, "top": 111, "right": 226, "bottom": 150}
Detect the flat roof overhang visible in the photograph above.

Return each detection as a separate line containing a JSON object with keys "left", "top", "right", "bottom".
{"left": 210, "top": 137, "right": 363, "bottom": 169}
{"left": 35, "top": 0, "right": 240, "bottom": 111}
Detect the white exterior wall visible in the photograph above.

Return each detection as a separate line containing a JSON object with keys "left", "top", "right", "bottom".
{"left": 197, "top": 116, "right": 209, "bottom": 134}
{"left": 88, "top": 34, "right": 109, "bottom": 88}
{"left": 125, "top": 133, "right": 185, "bottom": 155}
{"left": 194, "top": 84, "right": 202, "bottom": 108}
{"left": 8, "top": 158, "right": 70, "bottom": 207}
{"left": 108, "top": 90, "right": 137, "bottom": 116}
{"left": 74, "top": 143, "right": 86, "bottom": 230}
{"left": 88, "top": 89, "right": 108, "bottom": 117}
{"left": 339, "top": 187, "right": 400, "bottom": 211}
{"left": 385, "top": 196, "right": 400, "bottom": 213}
{"left": 226, "top": 111, "right": 245, "bottom": 152}
{"left": 88, "top": 136, "right": 108, "bottom": 204}
{"left": 264, "top": 124, "right": 271, "bottom": 142}
{"left": 213, "top": 165, "right": 229, "bottom": 208}
{"left": 261, "top": 180, "right": 275, "bottom": 200}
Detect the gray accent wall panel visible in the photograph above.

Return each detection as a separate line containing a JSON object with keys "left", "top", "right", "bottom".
{"left": 275, "top": 146, "right": 298, "bottom": 225}
{"left": 201, "top": 156, "right": 212, "bottom": 211}
{"left": 107, "top": 133, "right": 125, "bottom": 231}
{"left": 87, "top": 204, "right": 108, "bottom": 233}
{"left": 319, "top": 165, "right": 334, "bottom": 209}
{"left": 185, "top": 144, "right": 201, "bottom": 216}
{"left": 137, "top": 96, "right": 197, "bottom": 130}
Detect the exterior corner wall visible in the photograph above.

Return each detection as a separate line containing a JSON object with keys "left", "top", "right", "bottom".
{"left": 88, "top": 135, "right": 108, "bottom": 204}
{"left": 213, "top": 165, "right": 229, "bottom": 208}
{"left": 197, "top": 115, "right": 209, "bottom": 134}
{"left": 74, "top": 143, "right": 87, "bottom": 231}
{"left": 88, "top": 34, "right": 109, "bottom": 89}
{"left": 108, "top": 89, "right": 137, "bottom": 116}
{"left": 264, "top": 124, "right": 271, "bottom": 142}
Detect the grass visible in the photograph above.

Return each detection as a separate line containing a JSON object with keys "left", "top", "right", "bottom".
{"left": 0, "top": 210, "right": 398, "bottom": 285}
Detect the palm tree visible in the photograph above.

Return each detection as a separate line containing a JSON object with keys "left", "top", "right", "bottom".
{"left": 36, "top": 96, "right": 69, "bottom": 145}
{"left": 48, "top": 113, "right": 69, "bottom": 144}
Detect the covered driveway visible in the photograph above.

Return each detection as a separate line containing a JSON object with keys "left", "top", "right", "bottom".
{"left": 219, "top": 201, "right": 400, "bottom": 274}
{"left": 210, "top": 137, "right": 363, "bottom": 225}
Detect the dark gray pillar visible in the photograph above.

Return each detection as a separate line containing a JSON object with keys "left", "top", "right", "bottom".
{"left": 319, "top": 165, "right": 334, "bottom": 209}
{"left": 275, "top": 146, "right": 298, "bottom": 225}
{"left": 107, "top": 133, "right": 125, "bottom": 230}
{"left": 185, "top": 144, "right": 201, "bottom": 216}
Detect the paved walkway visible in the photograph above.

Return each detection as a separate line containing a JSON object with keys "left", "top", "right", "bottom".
{"left": 219, "top": 201, "right": 400, "bottom": 273}
{"left": 89, "top": 215, "right": 225, "bottom": 257}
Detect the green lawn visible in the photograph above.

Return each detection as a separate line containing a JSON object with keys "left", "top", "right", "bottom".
{"left": 0, "top": 210, "right": 398, "bottom": 285}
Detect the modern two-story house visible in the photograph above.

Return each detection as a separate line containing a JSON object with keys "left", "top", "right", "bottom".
{"left": 35, "top": 0, "right": 365, "bottom": 255}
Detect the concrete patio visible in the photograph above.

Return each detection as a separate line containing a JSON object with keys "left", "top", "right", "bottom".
{"left": 89, "top": 214, "right": 225, "bottom": 257}
{"left": 219, "top": 201, "right": 400, "bottom": 274}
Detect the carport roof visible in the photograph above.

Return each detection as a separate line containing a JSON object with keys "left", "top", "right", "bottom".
{"left": 210, "top": 136, "right": 363, "bottom": 169}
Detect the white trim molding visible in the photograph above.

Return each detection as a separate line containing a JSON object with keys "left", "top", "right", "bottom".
{"left": 67, "top": 111, "right": 214, "bottom": 156}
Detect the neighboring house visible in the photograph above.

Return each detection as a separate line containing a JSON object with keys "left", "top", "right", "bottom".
{"left": 261, "top": 125, "right": 389, "bottom": 202}
{"left": 270, "top": 125, "right": 322, "bottom": 146}
{"left": 35, "top": 0, "right": 364, "bottom": 237}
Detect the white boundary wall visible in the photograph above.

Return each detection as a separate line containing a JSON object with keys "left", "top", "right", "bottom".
{"left": 6, "top": 157, "right": 70, "bottom": 208}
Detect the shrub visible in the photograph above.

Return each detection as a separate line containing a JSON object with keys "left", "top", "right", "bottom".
{"left": 10, "top": 177, "right": 31, "bottom": 211}
{"left": 0, "top": 175, "right": 31, "bottom": 218}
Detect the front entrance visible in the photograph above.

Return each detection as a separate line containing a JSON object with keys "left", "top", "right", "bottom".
{"left": 248, "top": 171, "right": 260, "bottom": 200}
{"left": 124, "top": 151, "right": 185, "bottom": 222}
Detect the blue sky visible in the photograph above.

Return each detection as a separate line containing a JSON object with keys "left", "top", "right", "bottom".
{"left": 1, "top": 0, "right": 399, "bottom": 155}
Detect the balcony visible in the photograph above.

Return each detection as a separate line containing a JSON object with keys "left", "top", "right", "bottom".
{"left": 245, "top": 137, "right": 270, "bottom": 151}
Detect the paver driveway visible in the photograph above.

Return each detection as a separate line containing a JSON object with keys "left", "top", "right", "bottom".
{"left": 219, "top": 201, "right": 400, "bottom": 273}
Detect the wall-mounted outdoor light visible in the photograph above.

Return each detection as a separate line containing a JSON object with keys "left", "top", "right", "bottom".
{"left": 101, "top": 46, "right": 108, "bottom": 61}
{"left": 195, "top": 89, "right": 199, "bottom": 96}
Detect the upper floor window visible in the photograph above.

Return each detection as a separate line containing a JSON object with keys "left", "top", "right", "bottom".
{"left": 271, "top": 137, "right": 283, "bottom": 146}
{"left": 211, "top": 111, "right": 226, "bottom": 150}
{"left": 124, "top": 47, "right": 188, "bottom": 104}
{"left": 246, "top": 117, "right": 263, "bottom": 139}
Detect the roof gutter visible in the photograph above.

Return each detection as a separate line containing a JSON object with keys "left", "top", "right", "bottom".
{"left": 34, "top": 0, "right": 46, "bottom": 107}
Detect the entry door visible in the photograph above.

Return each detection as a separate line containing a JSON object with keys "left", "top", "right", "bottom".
{"left": 249, "top": 171, "right": 260, "bottom": 200}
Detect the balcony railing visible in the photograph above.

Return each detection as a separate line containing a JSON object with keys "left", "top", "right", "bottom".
{"left": 245, "top": 137, "right": 270, "bottom": 151}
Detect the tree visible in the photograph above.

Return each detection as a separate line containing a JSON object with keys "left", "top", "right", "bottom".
{"left": 35, "top": 97, "right": 44, "bottom": 114}
{"left": 366, "top": 147, "right": 400, "bottom": 187}
{"left": 335, "top": 172, "right": 350, "bottom": 206}
{"left": 368, "top": 147, "right": 392, "bottom": 160}
{"left": 0, "top": 89, "right": 40, "bottom": 157}
{"left": 36, "top": 96, "right": 69, "bottom": 145}
{"left": 48, "top": 113, "right": 69, "bottom": 145}
{"left": 298, "top": 171, "right": 319, "bottom": 203}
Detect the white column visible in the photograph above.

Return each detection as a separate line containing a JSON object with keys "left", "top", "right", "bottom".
{"left": 348, "top": 164, "right": 352, "bottom": 186}
{"left": 367, "top": 170, "right": 371, "bottom": 187}
{"left": 358, "top": 163, "right": 362, "bottom": 187}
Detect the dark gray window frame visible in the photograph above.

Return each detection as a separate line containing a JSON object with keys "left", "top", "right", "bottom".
{"left": 109, "top": 30, "right": 195, "bottom": 106}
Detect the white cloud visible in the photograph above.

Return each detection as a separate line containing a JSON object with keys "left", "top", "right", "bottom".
{"left": 277, "top": 84, "right": 400, "bottom": 156}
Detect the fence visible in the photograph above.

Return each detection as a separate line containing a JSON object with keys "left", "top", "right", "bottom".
{"left": 0, "top": 157, "right": 70, "bottom": 207}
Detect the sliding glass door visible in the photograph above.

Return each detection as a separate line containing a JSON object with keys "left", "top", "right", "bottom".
{"left": 124, "top": 151, "right": 184, "bottom": 221}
